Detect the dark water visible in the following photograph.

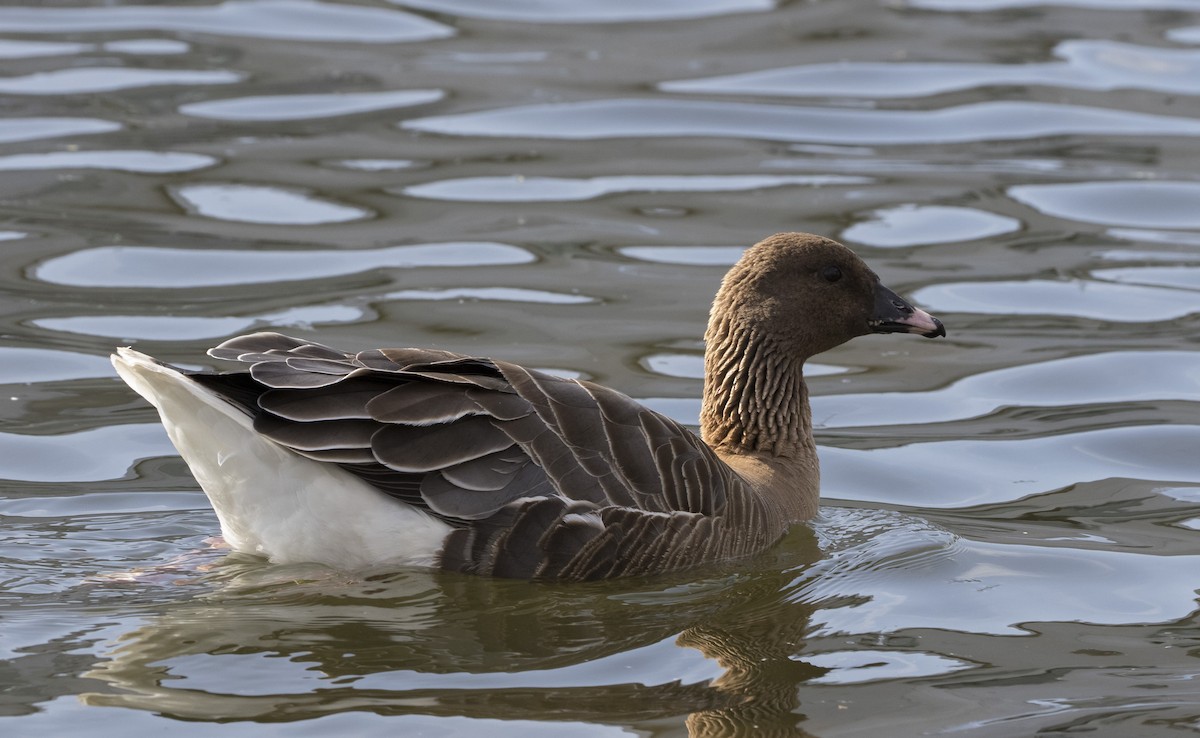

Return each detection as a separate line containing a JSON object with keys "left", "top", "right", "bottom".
{"left": 2, "top": 0, "right": 1200, "bottom": 735}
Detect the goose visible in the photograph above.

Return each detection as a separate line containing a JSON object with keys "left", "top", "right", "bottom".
{"left": 112, "top": 232, "right": 944, "bottom": 580}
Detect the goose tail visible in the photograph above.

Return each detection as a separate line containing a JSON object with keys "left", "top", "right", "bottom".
{"left": 110, "top": 347, "right": 451, "bottom": 568}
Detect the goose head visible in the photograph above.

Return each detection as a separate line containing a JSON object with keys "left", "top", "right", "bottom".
{"left": 701, "top": 232, "right": 945, "bottom": 464}
{"left": 709, "top": 232, "right": 944, "bottom": 362}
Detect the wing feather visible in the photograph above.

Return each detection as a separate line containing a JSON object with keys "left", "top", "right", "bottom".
{"left": 208, "top": 332, "right": 316, "bottom": 360}
{"left": 367, "top": 383, "right": 485, "bottom": 425}
{"left": 254, "top": 414, "right": 378, "bottom": 451}
{"left": 250, "top": 361, "right": 355, "bottom": 389}
{"left": 372, "top": 417, "right": 513, "bottom": 473}
{"left": 258, "top": 379, "right": 396, "bottom": 421}
{"left": 441, "top": 449, "right": 529, "bottom": 491}
{"left": 419, "top": 463, "right": 548, "bottom": 520}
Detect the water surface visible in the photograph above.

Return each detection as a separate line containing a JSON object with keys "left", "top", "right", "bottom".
{"left": 2, "top": 1, "right": 1199, "bottom": 736}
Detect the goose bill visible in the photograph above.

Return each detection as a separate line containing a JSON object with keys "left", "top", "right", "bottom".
{"left": 869, "top": 283, "right": 946, "bottom": 338}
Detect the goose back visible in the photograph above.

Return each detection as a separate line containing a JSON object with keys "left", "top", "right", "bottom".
{"left": 197, "top": 332, "right": 778, "bottom": 580}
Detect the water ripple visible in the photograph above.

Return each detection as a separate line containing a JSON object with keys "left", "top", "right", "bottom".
{"left": 662, "top": 41, "right": 1200, "bottom": 98}
{"left": 1170, "top": 26, "right": 1200, "bottom": 44}
{"left": 618, "top": 245, "right": 746, "bottom": 266}
{"left": 0, "top": 150, "right": 216, "bottom": 173}
{"left": 337, "top": 159, "right": 419, "bottom": 171}
{"left": 913, "top": 277, "right": 1200, "bottom": 321}
{"left": 0, "top": 118, "right": 119, "bottom": 144}
{"left": 821, "top": 424, "right": 1200, "bottom": 508}
{"left": 842, "top": 204, "right": 1021, "bottom": 247}
{"left": 33, "top": 305, "right": 365, "bottom": 341}
{"left": 1093, "top": 266, "right": 1200, "bottom": 290}
{"left": 0, "top": 0, "right": 454, "bottom": 42}
{"left": 181, "top": 90, "right": 445, "bottom": 122}
{"left": 1098, "top": 244, "right": 1200, "bottom": 260}
{"left": 812, "top": 351, "right": 1200, "bottom": 429}
{"left": 0, "top": 347, "right": 114, "bottom": 384}
{"left": 385, "top": 287, "right": 593, "bottom": 304}
{"left": 402, "top": 174, "right": 869, "bottom": 202}
{"left": 171, "top": 184, "right": 370, "bottom": 225}
{"left": 35, "top": 243, "right": 534, "bottom": 288}
{"left": 0, "top": 492, "right": 206, "bottom": 518}
{"left": 805, "top": 508, "right": 1200, "bottom": 636}
{"left": 1105, "top": 229, "right": 1200, "bottom": 247}
{"left": 103, "top": 39, "right": 190, "bottom": 55}
{"left": 389, "top": 0, "right": 772, "bottom": 22}
{"left": 800, "top": 649, "right": 973, "bottom": 684}
{"left": 0, "top": 424, "right": 174, "bottom": 483}
{"left": 0, "top": 67, "right": 242, "bottom": 95}
{"left": 0, "top": 39, "right": 90, "bottom": 59}
{"left": 403, "top": 99, "right": 1200, "bottom": 144}
{"left": 1009, "top": 181, "right": 1200, "bottom": 229}
{"left": 912, "top": 0, "right": 1200, "bottom": 9}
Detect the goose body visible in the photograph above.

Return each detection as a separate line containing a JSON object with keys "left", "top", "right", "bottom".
{"left": 112, "top": 233, "right": 944, "bottom": 580}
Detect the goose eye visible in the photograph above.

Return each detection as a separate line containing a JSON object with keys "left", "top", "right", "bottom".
{"left": 821, "top": 265, "right": 842, "bottom": 283}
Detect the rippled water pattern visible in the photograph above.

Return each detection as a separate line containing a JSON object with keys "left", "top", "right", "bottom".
{"left": 1, "top": 1, "right": 1199, "bottom": 736}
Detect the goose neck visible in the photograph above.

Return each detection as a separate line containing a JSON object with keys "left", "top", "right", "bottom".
{"left": 699, "top": 318, "right": 815, "bottom": 462}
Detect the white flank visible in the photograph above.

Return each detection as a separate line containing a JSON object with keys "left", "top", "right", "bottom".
{"left": 111, "top": 348, "right": 452, "bottom": 570}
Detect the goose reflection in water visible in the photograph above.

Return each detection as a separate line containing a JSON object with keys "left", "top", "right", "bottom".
{"left": 81, "top": 531, "right": 829, "bottom": 737}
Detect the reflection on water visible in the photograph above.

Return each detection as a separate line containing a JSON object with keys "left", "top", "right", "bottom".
{"left": 821, "top": 425, "right": 1200, "bottom": 507}
{"left": 3, "top": 0, "right": 1200, "bottom": 735}
{"left": 77, "top": 565, "right": 806, "bottom": 730}
{"left": 841, "top": 204, "right": 1021, "bottom": 248}
{"left": 392, "top": 0, "right": 774, "bottom": 23}
{"left": 1009, "top": 181, "right": 1200, "bottom": 229}
{"left": 0, "top": 0, "right": 454, "bottom": 42}
{"left": 0, "top": 67, "right": 242, "bottom": 95}
{"left": 0, "top": 348, "right": 116, "bottom": 384}
{"left": 0, "top": 39, "right": 94, "bottom": 58}
{"left": 180, "top": 90, "right": 445, "bottom": 121}
{"left": 661, "top": 40, "right": 1200, "bottom": 97}
{"left": 0, "top": 117, "right": 119, "bottom": 143}
{"left": 813, "top": 350, "right": 1200, "bottom": 427}
{"left": 912, "top": 0, "right": 1200, "bottom": 9}
{"left": 914, "top": 278, "right": 1200, "bottom": 321}
{"left": 404, "top": 99, "right": 1200, "bottom": 143}
{"left": 32, "top": 303, "right": 366, "bottom": 341}
{"left": 36, "top": 242, "right": 533, "bottom": 288}
{"left": 68, "top": 521, "right": 867, "bottom": 735}
{"left": 402, "top": 174, "right": 871, "bottom": 203}
{"left": 171, "top": 183, "right": 372, "bottom": 225}
{"left": 0, "top": 151, "right": 216, "bottom": 173}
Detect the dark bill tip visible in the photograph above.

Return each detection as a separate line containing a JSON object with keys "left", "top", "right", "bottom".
{"left": 918, "top": 314, "right": 947, "bottom": 338}
{"left": 871, "top": 283, "right": 947, "bottom": 338}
